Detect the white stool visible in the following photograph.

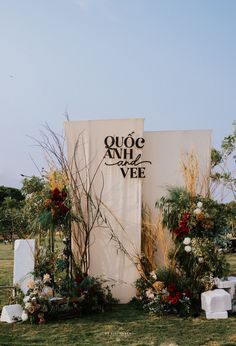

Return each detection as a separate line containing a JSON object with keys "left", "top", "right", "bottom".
{"left": 201, "top": 289, "right": 231, "bottom": 319}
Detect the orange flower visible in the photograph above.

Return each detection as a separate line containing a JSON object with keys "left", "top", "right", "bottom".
{"left": 27, "top": 280, "right": 35, "bottom": 289}
{"left": 196, "top": 212, "right": 204, "bottom": 221}
{"left": 153, "top": 281, "right": 165, "bottom": 293}
{"left": 44, "top": 199, "right": 52, "bottom": 209}
{"left": 202, "top": 219, "right": 214, "bottom": 229}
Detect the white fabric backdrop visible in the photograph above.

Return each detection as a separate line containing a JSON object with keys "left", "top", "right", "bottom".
{"left": 142, "top": 129, "right": 212, "bottom": 267}
{"left": 65, "top": 119, "right": 143, "bottom": 302}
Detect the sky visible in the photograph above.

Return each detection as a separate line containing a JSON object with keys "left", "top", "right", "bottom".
{"left": 0, "top": 0, "right": 235, "bottom": 188}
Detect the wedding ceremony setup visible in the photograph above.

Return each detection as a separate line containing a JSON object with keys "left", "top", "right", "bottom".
{"left": 0, "top": 118, "right": 235, "bottom": 327}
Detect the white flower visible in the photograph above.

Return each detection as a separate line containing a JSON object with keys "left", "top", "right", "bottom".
{"left": 21, "top": 311, "right": 28, "bottom": 322}
{"left": 193, "top": 208, "right": 202, "bottom": 215}
{"left": 198, "top": 257, "right": 204, "bottom": 263}
{"left": 197, "top": 202, "right": 203, "bottom": 208}
{"left": 146, "top": 289, "right": 154, "bottom": 300}
{"left": 184, "top": 245, "right": 192, "bottom": 253}
{"left": 150, "top": 271, "right": 157, "bottom": 280}
{"left": 25, "top": 302, "right": 32, "bottom": 309}
{"left": 41, "top": 286, "right": 53, "bottom": 297}
{"left": 43, "top": 273, "right": 52, "bottom": 283}
{"left": 23, "top": 295, "right": 30, "bottom": 303}
{"left": 183, "top": 237, "right": 191, "bottom": 245}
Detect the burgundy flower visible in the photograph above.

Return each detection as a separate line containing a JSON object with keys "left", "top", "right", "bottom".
{"left": 175, "top": 292, "right": 182, "bottom": 300}
{"left": 183, "top": 289, "right": 192, "bottom": 298}
{"left": 167, "top": 283, "right": 176, "bottom": 293}
{"left": 75, "top": 275, "right": 83, "bottom": 284}
{"left": 61, "top": 190, "right": 67, "bottom": 199}
{"left": 77, "top": 288, "right": 82, "bottom": 295}
{"left": 183, "top": 211, "right": 190, "bottom": 220}
{"left": 59, "top": 204, "right": 69, "bottom": 215}
{"left": 52, "top": 188, "right": 61, "bottom": 200}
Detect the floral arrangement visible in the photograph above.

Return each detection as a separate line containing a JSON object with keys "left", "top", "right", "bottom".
{"left": 34, "top": 244, "right": 71, "bottom": 298}
{"left": 22, "top": 275, "right": 53, "bottom": 324}
{"left": 158, "top": 187, "right": 230, "bottom": 245}
{"left": 34, "top": 246, "right": 56, "bottom": 279}
{"left": 135, "top": 268, "right": 191, "bottom": 316}
{"left": 39, "top": 186, "right": 70, "bottom": 229}
{"left": 20, "top": 243, "right": 117, "bottom": 324}
{"left": 73, "top": 271, "right": 118, "bottom": 314}
{"left": 156, "top": 187, "right": 230, "bottom": 296}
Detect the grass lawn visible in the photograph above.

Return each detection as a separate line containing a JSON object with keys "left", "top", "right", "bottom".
{"left": 0, "top": 243, "right": 236, "bottom": 346}
{"left": 0, "top": 304, "right": 236, "bottom": 346}
{"left": 226, "top": 253, "right": 236, "bottom": 275}
{"left": 0, "top": 243, "right": 14, "bottom": 306}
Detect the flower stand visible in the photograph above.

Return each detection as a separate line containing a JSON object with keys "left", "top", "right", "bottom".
{"left": 201, "top": 289, "right": 232, "bottom": 319}
{"left": 46, "top": 297, "right": 81, "bottom": 321}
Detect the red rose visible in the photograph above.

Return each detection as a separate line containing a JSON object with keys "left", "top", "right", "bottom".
{"left": 175, "top": 292, "right": 182, "bottom": 300}
{"left": 183, "top": 289, "right": 192, "bottom": 298}
{"left": 60, "top": 204, "right": 69, "bottom": 215}
{"left": 183, "top": 211, "right": 190, "bottom": 220}
{"left": 167, "top": 283, "right": 176, "bottom": 293}
{"left": 75, "top": 275, "right": 83, "bottom": 284}
{"left": 61, "top": 190, "right": 67, "bottom": 199}
{"left": 52, "top": 188, "right": 61, "bottom": 200}
{"left": 171, "top": 296, "right": 179, "bottom": 305}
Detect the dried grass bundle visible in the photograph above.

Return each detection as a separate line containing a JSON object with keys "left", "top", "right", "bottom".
{"left": 181, "top": 151, "right": 199, "bottom": 196}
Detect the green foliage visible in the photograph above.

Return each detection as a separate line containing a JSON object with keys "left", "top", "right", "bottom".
{"left": 31, "top": 243, "right": 117, "bottom": 321}
{"left": 156, "top": 187, "right": 192, "bottom": 230}
{"left": 211, "top": 122, "right": 236, "bottom": 198}
{"left": 0, "top": 186, "right": 26, "bottom": 240}
{"left": 73, "top": 271, "right": 118, "bottom": 314}
{"left": 21, "top": 176, "right": 45, "bottom": 195}
{"left": 34, "top": 247, "right": 56, "bottom": 279}
{"left": 225, "top": 201, "right": 236, "bottom": 237}
{"left": 172, "top": 238, "right": 229, "bottom": 295}
{"left": 157, "top": 187, "right": 230, "bottom": 246}
{"left": 0, "top": 186, "right": 24, "bottom": 205}
{"left": 20, "top": 176, "right": 48, "bottom": 237}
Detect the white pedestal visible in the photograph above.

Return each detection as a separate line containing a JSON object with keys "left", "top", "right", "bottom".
{"left": 206, "top": 311, "right": 228, "bottom": 319}
{"left": 13, "top": 239, "right": 35, "bottom": 294}
{"left": 0, "top": 304, "right": 23, "bottom": 323}
{"left": 216, "top": 276, "right": 236, "bottom": 312}
{"left": 201, "top": 289, "right": 232, "bottom": 319}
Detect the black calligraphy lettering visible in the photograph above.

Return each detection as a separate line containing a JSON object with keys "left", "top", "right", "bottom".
{"left": 120, "top": 167, "right": 129, "bottom": 178}
{"left": 104, "top": 136, "right": 115, "bottom": 148}
{"left": 115, "top": 136, "right": 124, "bottom": 148}
{"left": 123, "top": 148, "right": 133, "bottom": 159}
{"left": 124, "top": 134, "right": 135, "bottom": 148}
{"left": 138, "top": 167, "right": 146, "bottom": 178}
{"left": 136, "top": 137, "right": 145, "bottom": 148}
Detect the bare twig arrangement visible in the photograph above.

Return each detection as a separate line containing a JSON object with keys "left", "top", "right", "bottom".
{"left": 33, "top": 123, "right": 141, "bottom": 277}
